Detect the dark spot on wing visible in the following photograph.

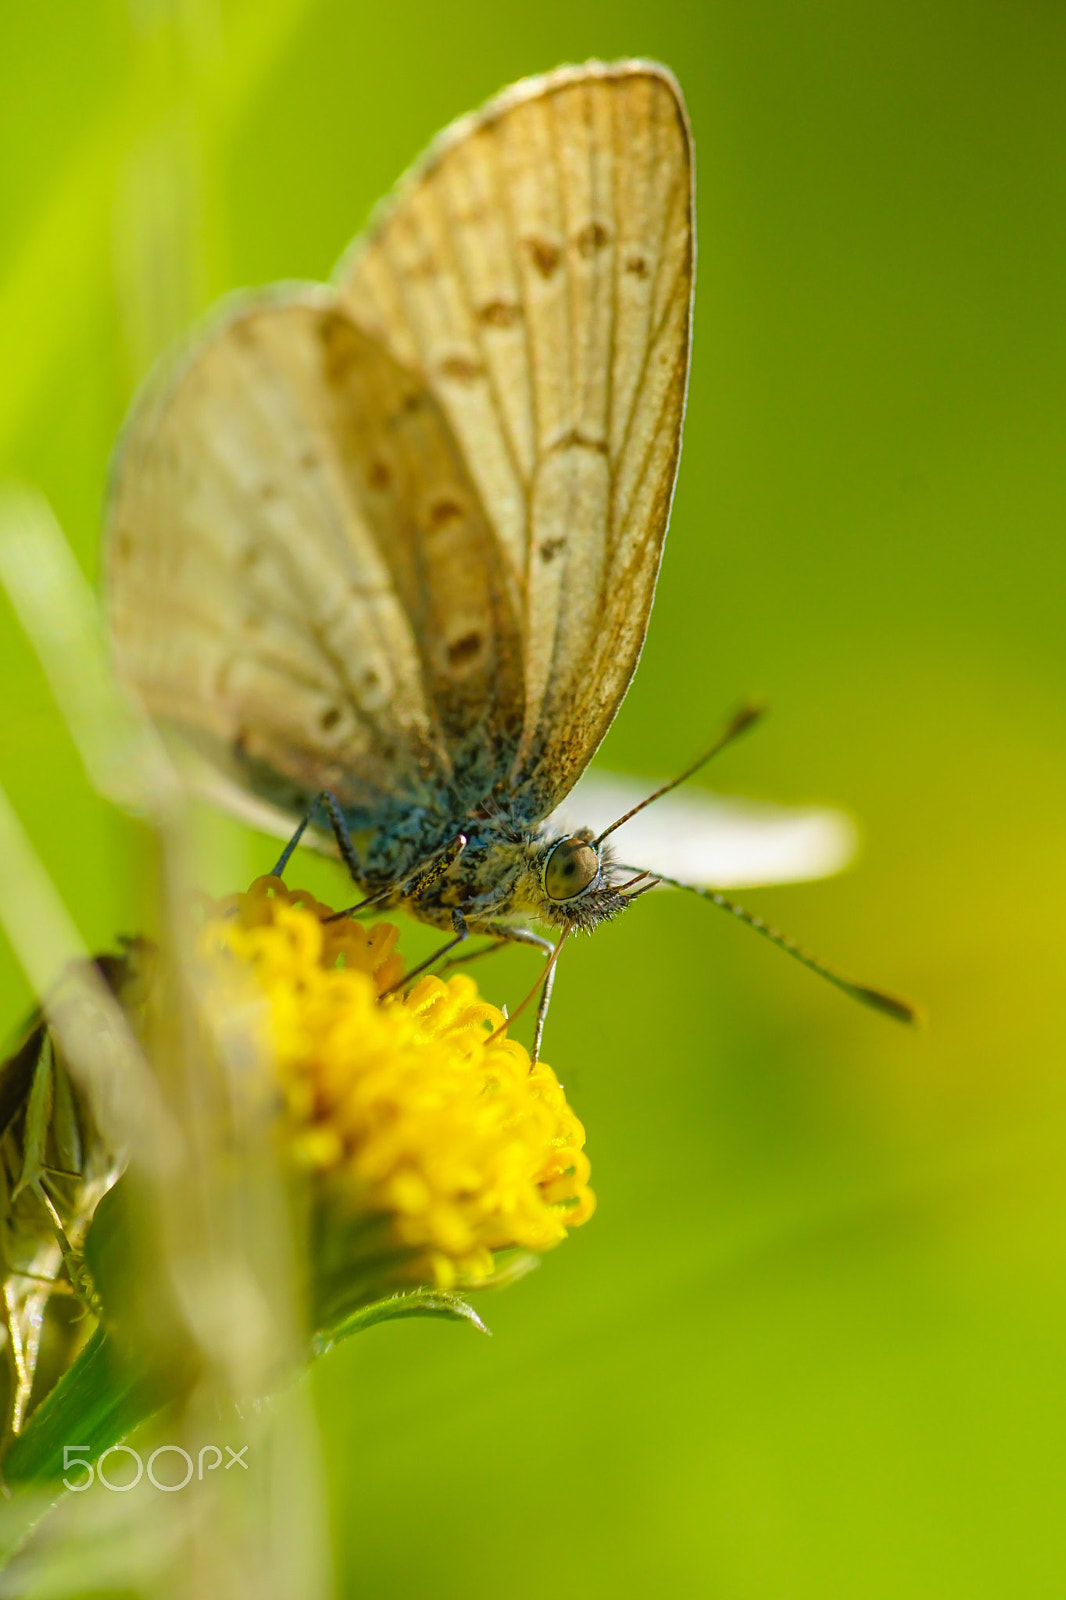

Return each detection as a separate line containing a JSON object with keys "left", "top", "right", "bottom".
{"left": 478, "top": 300, "right": 522, "bottom": 328}
{"left": 439, "top": 355, "right": 484, "bottom": 383}
{"left": 549, "top": 428, "right": 609, "bottom": 455}
{"left": 320, "top": 705, "right": 342, "bottom": 732}
{"left": 318, "top": 310, "right": 361, "bottom": 380}
{"left": 625, "top": 253, "right": 650, "bottom": 278}
{"left": 113, "top": 532, "right": 132, "bottom": 561}
{"left": 368, "top": 459, "right": 391, "bottom": 490}
{"left": 299, "top": 449, "right": 319, "bottom": 470}
{"left": 523, "top": 238, "right": 561, "bottom": 279}
{"left": 361, "top": 669, "right": 379, "bottom": 692}
{"left": 575, "top": 222, "right": 610, "bottom": 257}
{"left": 539, "top": 537, "right": 566, "bottom": 564}
{"left": 429, "top": 499, "right": 464, "bottom": 530}
{"left": 259, "top": 481, "right": 279, "bottom": 501}
{"left": 318, "top": 313, "right": 343, "bottom": 344}
{"left": 446, "top": 631, "right": 483, "bottom": 667}
{"left": 409, "top": 256, "right": 439, "bottom": 280}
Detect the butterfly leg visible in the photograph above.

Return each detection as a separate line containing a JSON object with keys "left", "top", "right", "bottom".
{"left": 438, "top": 925, "right": 559, "bottom": 1064}
{"left": 326, "top": 833, "right": 471, "bottom": 924}
{"left": 271, "top": 790, "right": 363, "bottom": 882}
{"left": 403, "top": 832, "right": 468, "bottom": 898}
{"left": 439, "top": 924, "right": 554, "bottom": 973}
{"left": 530, "top": 957, "right": 559, "bottom": 1066}
{"left": 385, "top": 910, "right": 470, "bottom": 993}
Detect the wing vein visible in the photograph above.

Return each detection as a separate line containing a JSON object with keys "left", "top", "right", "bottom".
{"left": 487, "top": 116, "right": 539, "bottom": 528}
{"left": 603, "top": 79, "right": 620, "bottom": 518}
{"left": 610, "top": 138, "right": 685, "bottom": 495}
{"left": 428, "top": 172, "right": 533, "bottom": 514}
{"left": 214, "top": 348, "right": 424, "bottom": 749}
{"left": 614, "top": 319, "right": 687, "bottom": 549}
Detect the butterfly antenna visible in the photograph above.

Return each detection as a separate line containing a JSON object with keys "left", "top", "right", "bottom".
{"left": 643, "top": 871, "right": 922, "bottom": 1025}
{"left": 593, "top": 702, "right": 765, "bottom": 848}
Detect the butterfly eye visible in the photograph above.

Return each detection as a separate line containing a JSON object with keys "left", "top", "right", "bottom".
{"left": 544, "top": 838, "right": 600, "bottom": 902}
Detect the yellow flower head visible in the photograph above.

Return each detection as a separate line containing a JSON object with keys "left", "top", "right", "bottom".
{"left": 197, "top": 876, "right": 594, "bottom": 1292}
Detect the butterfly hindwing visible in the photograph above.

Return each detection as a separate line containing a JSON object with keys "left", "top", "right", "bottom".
{"left": 338, "top": 59, "right": 695, "bottom": 815}
{"left": 107, "top": 293, "right": 524, "bottom": 827}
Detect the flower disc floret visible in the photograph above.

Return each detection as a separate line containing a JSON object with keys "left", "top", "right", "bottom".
{"left": 198, "top": 877, "right": 594, "bottom": 1287}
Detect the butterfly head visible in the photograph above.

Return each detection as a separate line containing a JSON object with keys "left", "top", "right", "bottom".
{"left": 538, "top": 828, "right": 647, "bottom": 933}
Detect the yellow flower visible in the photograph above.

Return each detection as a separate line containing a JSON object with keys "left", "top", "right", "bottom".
{"left": 197, "top": 876, "right": 594, "bottom": 1294}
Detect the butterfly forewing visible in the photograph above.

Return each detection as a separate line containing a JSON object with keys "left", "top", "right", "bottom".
{"left": 338, "top": 60, "right": 695, "bottom": 814}
{"left": 107, "top": 60, "right": 694, "bottom": 858}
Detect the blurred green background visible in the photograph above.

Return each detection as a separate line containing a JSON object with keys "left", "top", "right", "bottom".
{"left": 3, "top": 1, "right": 1066, "bottom": 1595}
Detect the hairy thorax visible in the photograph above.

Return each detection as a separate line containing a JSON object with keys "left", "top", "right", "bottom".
{"left": 391, "top": 819, "right": 556, "bottom": 933}
{"left": 360, "top": 811, "right": 631, "bottom": 938}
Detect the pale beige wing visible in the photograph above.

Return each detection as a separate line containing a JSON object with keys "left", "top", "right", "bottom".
{"left": 105, "top": 290, "right": 524, "bottom": 828}
{"left": 338, "top": 59, "right": 694, "bottom": 814}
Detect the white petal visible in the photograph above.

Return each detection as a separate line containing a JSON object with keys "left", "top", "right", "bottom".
{"left": 554, "top": 770, "right": 858, "bottom": 888}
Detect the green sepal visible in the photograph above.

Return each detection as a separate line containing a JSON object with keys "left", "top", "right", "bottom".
{"left": 11, "top": 1031, "right": 53, "bottom": 1199}
{"left": 2, "top": 1326, "right": 193, "bottom": 1489}
{"left": 0, "top": 1175, "right": 201, "bottom": 1489}
{"left": 82, "top": 1172, "right": 184, "bottom": 1341}
{"left": 459, "top": 1248, "right": 539, "bottom": 1293}
{"left": 312, "top": 1286, "right": 490, "bottom": 1355}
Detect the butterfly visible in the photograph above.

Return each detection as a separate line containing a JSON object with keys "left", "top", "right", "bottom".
{"left": 104, "top": 59, "right": 915, "bottom": 1046}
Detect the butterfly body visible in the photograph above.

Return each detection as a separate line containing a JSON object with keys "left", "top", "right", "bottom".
{"left": 232, "top": 718, "right": 628, "bottom": 935}
{"left": 363, "top": 813, "right": 627, "bottom": 937}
